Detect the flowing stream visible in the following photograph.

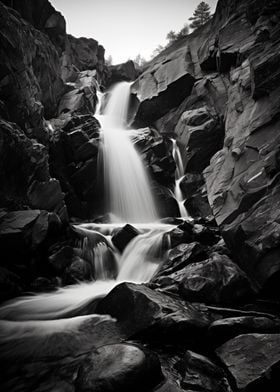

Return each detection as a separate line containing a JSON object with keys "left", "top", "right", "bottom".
{"left": 172, "top": 139, "right": 189, "bottom": 218}
{"left": 0, "top": 83, "right": 177, "bottom": 355}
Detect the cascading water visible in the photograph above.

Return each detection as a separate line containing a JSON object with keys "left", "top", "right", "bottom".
{"left": 0, "top": 82, "right": 174, "bottom": 361}
{"left": 96, "top": 82, "right": 158, "bottom": 223}
{"left": 172, "top": 139, "right": 189, "bottom": 218}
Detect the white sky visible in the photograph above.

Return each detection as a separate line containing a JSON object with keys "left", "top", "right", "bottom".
{"left": 51, "top": 0, "right": 218, "bottom": 64}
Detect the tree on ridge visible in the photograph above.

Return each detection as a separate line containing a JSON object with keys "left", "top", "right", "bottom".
{"left": 189, "top": 1, "right": 211, "bottom": 30}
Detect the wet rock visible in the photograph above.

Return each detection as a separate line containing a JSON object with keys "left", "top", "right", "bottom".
{"left": 184, "top": 194, "right": 212, "bottom": 219}
{"left": 179, "top": 173, "right": 213, "bottom": 219}
{"left": 179, "top": 253, "right": 254, "bottom": 305}
{"left": 58, "top": 71, "right": 98, "bottom": 116}
{"left": 175, "top": 106, "right": 224, "bottom": 173}
{"left": 112, "top": 224, "right": 140, "bottom": 252}
{"left": 27, "top": 179, "right": 66, "bottom": 220}
{"left": 180, "top": 173, "right": 204, "bottom": 199}
{"left": 151, "top": 242, "right": 208, "bottom": 294}
{"left": 48, "top": 245, "right": 75, "bottom": 273}
{"left": 152, "top": 184, "right": 180, "bottom": 218}
{"left": 192, "top": 224, "right": 220, "bottom": 246}
{"left": 165, "top": 227, "right": 191, "bottom": 248}
{"left": 96, "top": 282, "right": 211, "bottom": 344}
{"left": 154, "top": 242, "right": 208, "bottom": 280}
{"left": 143, "top": 138, "right": 176, "bottom": 187}
{"left": 76, "top": 343, "right": 164, "bottom": 392}
{"left": 49, "top": 114, "right": 101, "bottom": 218}
{"left": 216, "top": 333, "right": 280, "bottom": 391}
{"left": 62, "top": 256, "right": 92, "bottom": 284}
{"left": 178, "top": 350, "right": 232, "bottom": 392}
{"left": 208, "top": 316, "right": 280, "bottom": 347}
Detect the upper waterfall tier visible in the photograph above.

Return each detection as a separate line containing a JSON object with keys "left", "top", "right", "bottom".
{"left": 96, "top": 82, "right": 159, "bottom": 223}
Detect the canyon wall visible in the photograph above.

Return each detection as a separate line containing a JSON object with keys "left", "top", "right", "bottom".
{"left": 132, "top": 0, "right": 280, "bottom": 295}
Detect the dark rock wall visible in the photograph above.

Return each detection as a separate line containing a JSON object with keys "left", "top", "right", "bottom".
{"left": 132, "top": 0, "right": 280, "bottom": 293}
{"left": 1, "top": 0, "right": 107, "bottom": 85}
{"left": 0, "top": 2, "right": 64, "bottom": 140}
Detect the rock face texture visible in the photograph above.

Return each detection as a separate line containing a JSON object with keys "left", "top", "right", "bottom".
{"left": 132, "top": 0, "right": 280, "bottom": 294}
{"left": 1, "top": 0, "right": 280, "bottom": 391}
{"left": 0, "top": 2, "right": 64, "bottom": 139}
{"left": 1, "top": 0, "right": 106, "bottom": 85}
{"left": 106, "top": 60, "right": 139, "bottom": 87}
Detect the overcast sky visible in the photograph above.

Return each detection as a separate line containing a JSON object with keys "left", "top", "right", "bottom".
{"left": 51, "top": 0, "right": 218, "bottom": 64}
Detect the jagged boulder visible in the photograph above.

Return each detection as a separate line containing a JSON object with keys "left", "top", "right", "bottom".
{"left": 178, "top": 350, "right": 232, "bottom": 392}
{"left": 179, "top": 253, "right": 254, "bottom": 305}
{"left": 216, "top": 334, "right": 280, "bottom": 391}
{"left": 96, "top": 282, "right": 211, "bottom": 344}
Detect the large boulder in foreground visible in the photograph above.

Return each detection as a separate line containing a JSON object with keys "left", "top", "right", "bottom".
{"left": 76, "top": 343, "right": 164, "bottom": 392}
{"left": 96, "top": 282, "right": 211, "bottom": 344}
{"left": 216, "top": 334, "right": 280, "bottom": 391}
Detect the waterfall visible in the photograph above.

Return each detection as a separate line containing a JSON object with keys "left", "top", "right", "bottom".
{"left": 171, "top": 139, "right": 189, "bottom": 218}
{"left": 0, "top": 223, "right": 173, "bottom": 321}
{"left": 96, "top": 82, "right": 158, "bottom": 223}
{"left": 0, "top": 83, "right": 173, "bottom": 361}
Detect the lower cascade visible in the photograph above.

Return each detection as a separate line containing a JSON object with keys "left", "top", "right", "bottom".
{"left": 0, "top": 82, "right": 173, "bottom": 361}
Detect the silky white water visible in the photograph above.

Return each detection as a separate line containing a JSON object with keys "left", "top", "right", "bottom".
{"left": 172, "top": 139, "right": 189, "bottom": 218}
{"left": 96, "top": 82, "right": 158, "bottom": 223}
{"left": 0, "top": 83, "right": 175, "bottom": 360}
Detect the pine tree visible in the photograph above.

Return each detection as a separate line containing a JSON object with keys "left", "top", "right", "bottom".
{"left": 189, "top": 2, "right": 211, "bottom": 30}
{"left": 166, "top": 30, "right": 177, "bottom": 44}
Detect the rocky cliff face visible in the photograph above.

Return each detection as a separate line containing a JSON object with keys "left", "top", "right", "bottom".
{"left": 132, "top": 0, "right": 280, "bottom": 295}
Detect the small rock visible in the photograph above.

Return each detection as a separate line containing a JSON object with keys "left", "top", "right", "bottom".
{"left": 112, "top": 224, "right": 140, "bottom": 252}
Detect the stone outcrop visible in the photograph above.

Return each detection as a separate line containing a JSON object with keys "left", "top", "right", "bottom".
{"left": 1, "top": 0, "right": 107, "bottom": 85}
{"left": 61, "top": 35, "right": 106, "bottom": 84}
{"left": 131, "top": 0, "right": 280, "bottom": 295}
{"left": 105, "top": 60, "right": 139, "bottom": 87}
{"left": 0, "top": 2, "right": 64, "bottom": 140}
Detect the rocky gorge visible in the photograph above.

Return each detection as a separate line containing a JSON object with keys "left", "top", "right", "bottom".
{"left": 1, "top": 0, "right": 280, "bottom": 391}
